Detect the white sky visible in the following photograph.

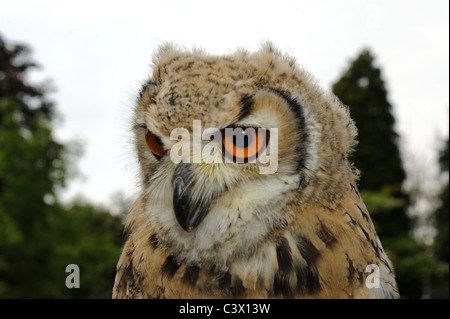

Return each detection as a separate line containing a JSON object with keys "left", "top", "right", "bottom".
{"left": 0, "top": 0, "right": 448, "bottom": 207}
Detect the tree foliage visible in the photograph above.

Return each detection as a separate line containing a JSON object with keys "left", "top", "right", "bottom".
{"left": 430, "top": 138, "right": 449, "bottom": 298}
{"left": 0, "top": 34, "right": 123, "bottom": 298}
{"left": 332, "top": 49, "right": 435, "bottom": 298}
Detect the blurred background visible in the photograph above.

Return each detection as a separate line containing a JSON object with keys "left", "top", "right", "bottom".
{"left": 0, "top": 0, "right": 448, "bottom": 298}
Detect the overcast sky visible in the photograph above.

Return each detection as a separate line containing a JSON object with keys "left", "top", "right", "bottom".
{"left": 0, "top": 0, "right": 448, "bottom": 207}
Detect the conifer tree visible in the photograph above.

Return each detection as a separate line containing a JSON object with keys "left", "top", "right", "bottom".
{"left": 332, "top": 49, "right": 431, "bottom": 298}
{"left": 431, "top": 138, "right": 449, "bottom": 298}
{"left": 332, "top": 49, "right": 410, "bottom": 234}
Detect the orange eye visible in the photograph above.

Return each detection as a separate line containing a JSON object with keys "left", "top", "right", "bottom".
{"left": 222, "top": 127, "right": 267, "bottom": 162}
{"left": 145, "top": 130, "right": 166, "bottom": 159}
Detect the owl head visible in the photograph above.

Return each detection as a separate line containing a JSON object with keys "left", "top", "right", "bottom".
{"left": 132, "top": 43, "right": 358, "bottom": 268}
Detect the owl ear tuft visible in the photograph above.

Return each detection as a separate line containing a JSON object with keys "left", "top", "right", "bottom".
{"left": 259, "top": 41, "right": 278, "bottom": 54}
{"left": 151, "top": 43, "right": 181, "bottom": 85}
{"left": 259, "top": 41, "right": 297, "bottom": 68}
{"left": 152, "top": 42, "right": 179, "bottom": 65}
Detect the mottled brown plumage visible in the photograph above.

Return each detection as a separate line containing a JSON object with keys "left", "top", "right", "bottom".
{"left": 113, "top": 43, "right": 399, "bottom": 299}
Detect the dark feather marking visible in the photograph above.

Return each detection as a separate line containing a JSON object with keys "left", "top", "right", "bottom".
{"left": 267, "top": 89, "right": 309, "bottom": 188}
{"left": 346, "top": 253, "right": 365, "bottom": 286}
{"left": 155, "top": 286, "right": 165, "bottom": 299}
{"left": 346, "top": 253, "right": 356, "bottom": 283}
{"left": 122, "top": 260, "right": 133, "bottom": 284}
{"left": 356, "top": 204, "right": 369, "bottom": 222}
{"left": 139, "top": 79, "right": 157, "bottom": 99}
{"left": 296, "top": 234, "right": 320, "bottom": 266}
{"left": 133, "top": 123, "right": 147, "bottom": 131}
{"left": 156, "top": 67, "right": 163, "bottom": 85}
{"left": 380, "top": 258, "right": 393, "bottom": 273}
{"left": 370, "top": 240, "right": 381, "bottom": 258}
{"left": 183, "top": 61, "right": 195, "bottom": 71}
{"left": 168, "top": 89, "right": 177, "bottom": 106}
{"left": 126, "top": 247, "right": 134, "bottom": 257}
{"left": 149, "top": 232, "right": 159, "bottom": 250}
{"left": 237, "top": 94, "right": 254, "bottom": 121}
{"left": 274, "top": 238, "right": 294, "bottom": 297}
{"left": 276, "top": 237, "right": 293, "bottom": 272}
{"left": 344, "top": 212, "right": 357, "bottom": 226}
{"left": 182, "top": 264, "right": 200, "bottom": 286}
{"left": 357, "top": 222, "right": 371, "bottom": 242}
{"left": 219, "top": 272, "right": 245, "bottom": 297}
{"left": 124, "top": 260, "right": 140, "bottom": 296}
{"left": 161, "top": 254, "right": 180, "bottom": 279}
{"left": 218, "top": 271, "right": 232, "bottom": 292}
{"left": 294, "top": 234, "right": 321, "bottom": 294}
{"left": 231, "top": 276, "right": 245, "bottom": 297}
{"left": 316, "top": 221, "right": 337, "bottom": 248}
{"left": 294, "top": 264, "right": 321, "bottom": 295}
{"left": 357, "top": 269, "right": 365, "bottom": 286}
{"left": 350, "top": 183, "right": 361, "bottom": 198}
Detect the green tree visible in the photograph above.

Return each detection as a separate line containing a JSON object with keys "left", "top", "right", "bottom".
{"left": 45, "top": 200, "right": 124, "bottom": 298}
{"left": 0, "top": 33, "right": 67, "bottom": 297}
{"left": 431, "top": 138, "right": 449, "bottom": 298}
{"left": 0, "top": 34, "right": 123, "bottom": 298}
{"left": 332, "top": 51, "right": 405, "bottom": 190}
{"left": 332, "top": 49, "right": 433, "bottom": 298}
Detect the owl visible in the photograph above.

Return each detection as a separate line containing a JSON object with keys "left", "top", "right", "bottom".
{"left": 113, "top": 43, "right": 399, "bottom": 299}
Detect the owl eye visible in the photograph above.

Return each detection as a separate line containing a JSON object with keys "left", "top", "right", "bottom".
{"left": 145, "top": 130, "right": 167, "bottom": 159}
{"left": 222, "top": 127, "right": 268, "bottom": 162}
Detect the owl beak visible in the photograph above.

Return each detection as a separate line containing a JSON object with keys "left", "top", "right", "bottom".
{"left": 172, "top": 163, "right": 211, "bottom": 232}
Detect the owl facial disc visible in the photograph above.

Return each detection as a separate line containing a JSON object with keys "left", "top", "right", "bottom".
{"left": 172, "top": 163, "right": 212, "bottom": 232}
